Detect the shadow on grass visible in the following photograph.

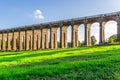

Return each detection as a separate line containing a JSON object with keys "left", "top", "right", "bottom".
{"left": 0, "top": 44, "right": 118, "bottom": 57}
{"left": 8, "top": 48, "right": 120, "bottom": 67}
{"left": 0, "top": 52, "right": 120, "bottom": 80}
{"left": 0, "top": 52, "right": 25, "bottom": 57}
{"left": 0, "top": 44, "right": 109, "bottom": 57}
{"left": 0, "top": 45, "right": 120, "bottom": 80}
{"left": 0, "top": 47, "right": 92, "bottom": 62}
{"left": 31, "top": 48, "right": 120, "bottom": 66}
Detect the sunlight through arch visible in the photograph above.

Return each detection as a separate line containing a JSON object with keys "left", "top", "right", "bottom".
{"left": 67, "top": 26, "right": 72, "bottom": 47}
{"left": 57, "top": 27, "right": 60, "bottom": 48}
{"left": 48, "top": 29, "right": 50, "bottom": 48}
{"left": 104, "top": 20, "right": 117, "bottom": 42}
{"left": 78, "top": 24, "right": 85, "bottom": 46}
{"left": 90, "top": 22, "right": 100, "bottom": 44}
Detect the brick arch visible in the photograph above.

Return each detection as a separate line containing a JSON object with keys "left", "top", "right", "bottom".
{"left": 0, "top": 11, "right": 120, "bottom": 51}
{"left": 99, "top": 19, "right": 118, "bottom": 44}
{"left": 101, "top": 19, "right": 117, "bottom": 29}
{"left": 103, "top": 17, "right": 117, "bottom": 23}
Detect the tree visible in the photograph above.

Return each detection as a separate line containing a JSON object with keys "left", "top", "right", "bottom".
{"left": 108, "top": 34, "right": 117, "bottom": 43}
{"left": 91, "top": 36, "right": 97, "bottom": 45}
{"left": 108, "top": 38, "right": 114, "bottom": 43}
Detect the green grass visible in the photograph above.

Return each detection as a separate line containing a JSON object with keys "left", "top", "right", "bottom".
{"left": 0, "top": 45, "right": 120, "bottom": 80}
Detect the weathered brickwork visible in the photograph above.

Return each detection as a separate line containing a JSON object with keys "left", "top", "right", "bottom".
{"left": 0, "top": 11, "right": 120, "bottom": 51}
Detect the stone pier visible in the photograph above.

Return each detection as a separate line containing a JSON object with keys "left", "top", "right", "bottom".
{"left": 41, "top": 28, "right": 48, "bottom": 49}
{"left": 60, "top": 26, "right": 68, "bottom": 48}
{"left": 72, "top": 24, "right": 79, "bottom": 47}
{"left": 50, "top": 27, "right": 58, "bottom": 49}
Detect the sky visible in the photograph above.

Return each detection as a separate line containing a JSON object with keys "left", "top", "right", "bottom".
{"left": 0, "top": 0, "right": 119, "bottom": 42}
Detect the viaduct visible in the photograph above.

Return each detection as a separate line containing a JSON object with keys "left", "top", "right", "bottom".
{"left": 0, "top": 11, "right": 120, "bottom": 51}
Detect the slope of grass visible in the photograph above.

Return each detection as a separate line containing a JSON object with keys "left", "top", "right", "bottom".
{"left": 0, "top": 45, "right": 120, "bottom": 80}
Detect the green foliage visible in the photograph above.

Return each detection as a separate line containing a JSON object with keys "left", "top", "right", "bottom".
{"left": 0, "top": 45, "right": 120, "bottom": 80}
{"left": 108, "top": 38, "right": 114, "bottom": 43}
{"left": 108, "top": 34, "right": 117, "bottom": 43}
{"left": 78, "top": 41, "right": 85, "bottom": 47}
{"left": 91, "top": 36, "right": 97, "bottom": 45}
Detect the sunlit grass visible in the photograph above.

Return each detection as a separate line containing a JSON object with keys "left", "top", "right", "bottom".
{"left": 0, "top": 45, "right": 120, "bottom": 80}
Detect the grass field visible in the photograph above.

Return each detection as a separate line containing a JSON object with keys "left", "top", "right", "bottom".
{"left": 0, "top": 45, "right": 120, "bottom": 80}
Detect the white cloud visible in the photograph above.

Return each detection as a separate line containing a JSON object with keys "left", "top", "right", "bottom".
{"left": 34, "top": 9, "right": 44, "bottom": 19}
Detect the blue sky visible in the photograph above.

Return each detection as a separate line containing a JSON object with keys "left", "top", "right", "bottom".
{"left": 0, "top": 0, "right": 119, "bottom": 42}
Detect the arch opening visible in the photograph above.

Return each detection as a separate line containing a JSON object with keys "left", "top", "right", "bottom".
{"left": 67, "top": 26, "right": 72, "bottom": 48}
{"left": 78, "top": 24, "right": 85, "bottom": 47}
{"left": 90, "top": 22, "right": 100, "bottom": 45}
{"left": 104, "top": 20, "right": 117, "bottom": 44}
{"left": 16, "top": 36, "right": 19, "bottom": 50}
{"left": 48, "top": 29, "right": 50, "bottom": 48}
{"left": 22, "top": 36, "right": 25, "bottom": 50}
{"left": 57, "top": 27, "right": 60, "bottom": 48}
{"left": 28, "top": 36, "right": 32, "bottom": 50}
